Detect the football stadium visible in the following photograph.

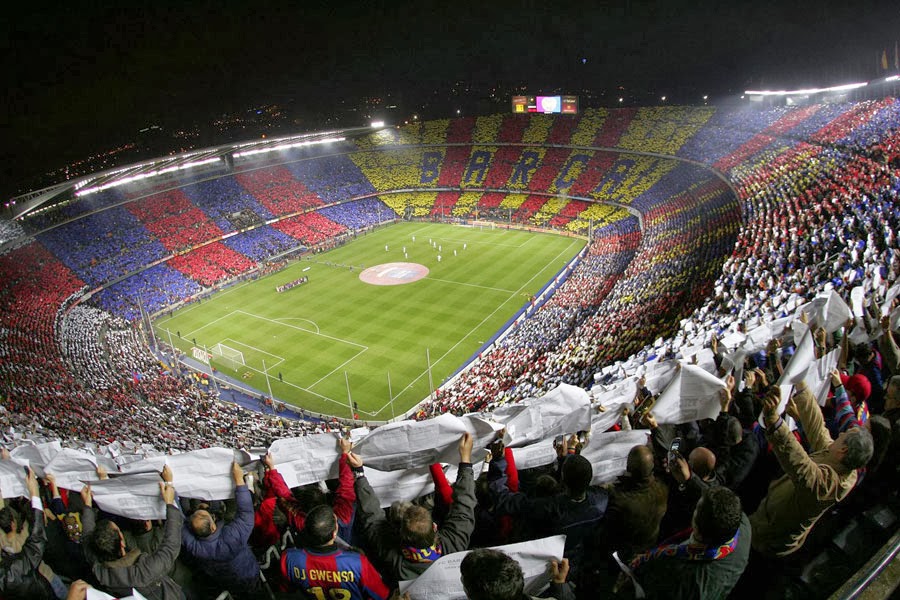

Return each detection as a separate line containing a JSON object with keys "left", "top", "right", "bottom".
{"left": 2, "top": 85, "right": 900, "bottom": 597}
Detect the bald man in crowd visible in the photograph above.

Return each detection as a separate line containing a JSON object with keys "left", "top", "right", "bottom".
{"left": 181, "top": 462, "right": 261, "bottom": 599}
{"left": 602, "top": 444, "right": 669, "bottom": 562}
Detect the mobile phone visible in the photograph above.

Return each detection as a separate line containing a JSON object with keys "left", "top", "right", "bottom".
{"left": 668, "top": 437, "right": 682, "bottom": 466}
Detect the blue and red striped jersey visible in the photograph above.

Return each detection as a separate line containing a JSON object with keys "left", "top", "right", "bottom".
{"left": 281, "top": 546, "right": 390, "bottom": 600}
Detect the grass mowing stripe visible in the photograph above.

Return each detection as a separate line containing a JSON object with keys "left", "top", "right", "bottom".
{"left": 236, "top": 310, "right": 367, "bottom": 349}
{"left": 154, "top": 222, "right": 584, "bottom": 419}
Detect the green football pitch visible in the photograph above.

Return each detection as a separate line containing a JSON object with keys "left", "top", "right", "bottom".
{"left": 153, "top": 222, "right": 585, "bottom": 420}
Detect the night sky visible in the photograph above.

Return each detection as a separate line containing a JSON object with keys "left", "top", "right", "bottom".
{"left": 3, "top": 0, "right": 899, "bottom": 199}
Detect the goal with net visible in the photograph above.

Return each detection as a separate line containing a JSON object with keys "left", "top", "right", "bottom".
{"left": 210, "top": 343, "right": 245, "bottom": 370}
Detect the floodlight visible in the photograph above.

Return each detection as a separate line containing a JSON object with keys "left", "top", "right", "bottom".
{"left": 234, "top": 137, "right": 345, "bottom": 158}
{"left": 744, "top": 82, "right": 867, "bottom": 96}
{"left": 370, "top": 121, "right": 385, "bottom": 128}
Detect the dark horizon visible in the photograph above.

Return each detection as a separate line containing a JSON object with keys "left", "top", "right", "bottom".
{"left": 3, "top": 0, "right": 900, "bottom": 201}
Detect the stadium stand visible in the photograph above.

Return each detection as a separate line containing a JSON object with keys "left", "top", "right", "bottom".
{"left": 168, "top": 242, "right": 256, "bottom": 288}
{"left": 0, "top": 99, "right": 899, "bottom": 599}
{"left": 128, "top": 189, "right": 224, "bottom": 253}
{"left": 235, "top": 165, "right": 326, "bottom": 217}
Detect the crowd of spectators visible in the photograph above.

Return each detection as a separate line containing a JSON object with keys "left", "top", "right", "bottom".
{"left": 1, "top": 304, "right": 896, "bottom": 599}
{"left": 377, "top": 192, "right": 438, "bottom": 219}
{"left": 430, "top": 192, "right": 461, "bottom": 218}
{"left": 168, "top": 243, "right": 256, "bottom": 288}
{"left": 271, "top": 212, "right": 348, "bottom": 247}
{"left": 436, "top": 147, "right": 471, "bottom": 186}
{"left": 220, "top": 226, "right": 298, "bottom": 264}
{"left": 94, "top": 264, "right": 205, "bottom": 321}
{"left": 547, "top": 199, "right": 591, "bottom": 231}
{"left": 331, "top": 141, "right": 701, "bottom": 234}
{"left": 235, "top": 166, "right": 325, "bottom": 217}
{"left": 682, "top": 120, "right": 900, "bottom": 360}
{"left": 37, "top": 207, "right": 170, "bottom": 289}
{"left": 424, "top": 170, "right": 740, "bottom": 415}
{"left": 57, "top": 305, "right": 141, "bottom": 392}
{"left": 4, "top": 101, "right": 898, "bottom": 422}
{"left": 317, "top": 198, "right": 396, "bottom": 230}
{"left": 20, "top": 188, "right": 128, "bottom": 234}
{"left": 1, "top": 99, "right": 900, "bottom": 598}
{"left": 0, "top": 217, "right": 26, "bottom": 247}
{"left": 285, "top": 154, "right": 378, "bottom": 204}
{"left": 676, "top": 105, "right": 789, "bottom": 165}
{"left": 420, "top": 101, "right": 900, "bottom": 422}
{"left": 127, "top": 190, "right": 224, "bottom": 253}
{"left": 425, "top": 219, "right": 642, "bottom": 415}
{"left": 836, "top": 98, "right": 900, "bottom": 151}
{"left": 5, "top": 100, "right": 898, "bottom": 433}
{"left": 592, "top": 107, "right": 637, "bottom": 148}
{"left": 616, "top": 105, "right": 716, "bottom": 156}
{"left": 712, "top": 105, "right": 825, "bottom": 174}
{"left": 1, "top": 281, "right": 339, "bottom": 454}
{"left": 180, "top": 177, "right": 275, "bottom": 233}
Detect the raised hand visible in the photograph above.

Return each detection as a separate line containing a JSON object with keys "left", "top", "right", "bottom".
{"left": 81, "top": 483, "right": 93, "bottom": 508}
{"left": 550, "top": 558, "right": 570, "bottom": 583}
{"left": 231, "top": 461, "right": 245, "bottom": 485}
{"left": 458, "top": 433, "right": 474, "bottom": 463}
{"left": 830, "top": 368, "right": 843, "bottom": 388}
{"left": 263, "top": 453, "right": 276, "bottom": 470}
{"left": 25, "top": 467, "right": 39, "bottom": 498}
{"left": 160, "top": 481, "right": 176, "bottom": 505}
{"left": 346, "top": 452, "right": 364, "bottom": 469}
{"left": 762, "top": 388, "right": 781, "bottom": 428}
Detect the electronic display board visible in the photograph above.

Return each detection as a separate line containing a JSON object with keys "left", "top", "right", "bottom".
{"left": 512, "top": 95, "right": 578, "bottom": 114}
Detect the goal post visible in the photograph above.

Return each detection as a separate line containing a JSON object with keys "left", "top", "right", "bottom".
{"left": 210, "top": 343, "right": 245, "bottom": 371}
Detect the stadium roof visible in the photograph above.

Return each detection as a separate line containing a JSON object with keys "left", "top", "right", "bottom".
{"left": 7, "top": 124, "right": 381, "bottom": 221}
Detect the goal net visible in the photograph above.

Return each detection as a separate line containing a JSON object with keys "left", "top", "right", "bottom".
{"left": 210, "top": 343, "right": 245, "bottom": 370}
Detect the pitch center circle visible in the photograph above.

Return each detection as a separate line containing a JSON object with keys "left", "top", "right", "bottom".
{"left": 359, "top": 262, "right": 430, "bottom": 286}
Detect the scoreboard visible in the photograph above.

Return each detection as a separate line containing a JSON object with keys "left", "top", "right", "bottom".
{"left": 512, "top": 95, "right": 579, "bottom": 114}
